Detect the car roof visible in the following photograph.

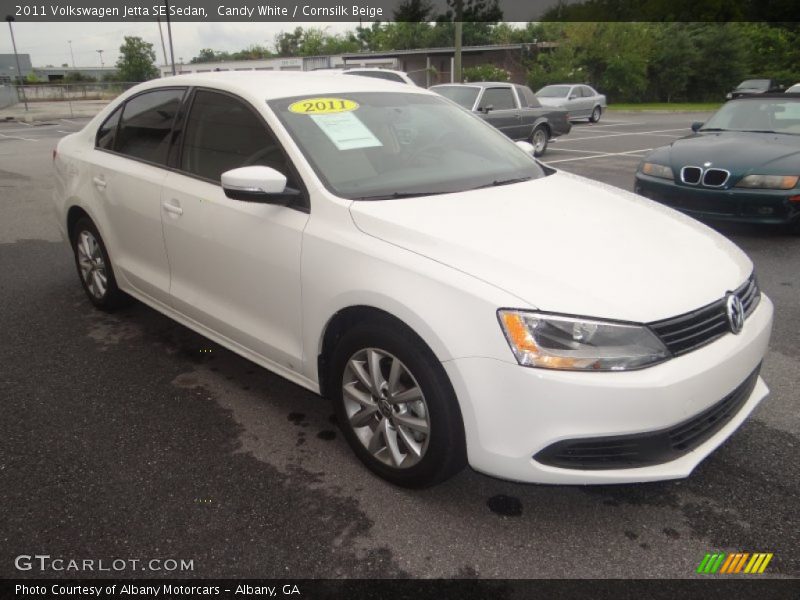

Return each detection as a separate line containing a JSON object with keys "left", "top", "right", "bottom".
{"left": 431, "top": 82, "right": 515, "bottom": 88}
{"left": 128, "top": 71, "right": 428, "bottom": 101}
{"left": 730, "top": 93, "right": 800, "bottom": 100}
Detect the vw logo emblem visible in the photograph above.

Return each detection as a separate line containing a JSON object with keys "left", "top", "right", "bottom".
{"left": 726, "top": 293, "right": 745, "bottom": 334}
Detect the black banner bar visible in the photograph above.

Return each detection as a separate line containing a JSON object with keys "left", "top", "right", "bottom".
{"left": 2, "top": 579, "right": 799, "bottom": 600}
{"left": 5, "top": 0, "right": 800, "bottom": 22}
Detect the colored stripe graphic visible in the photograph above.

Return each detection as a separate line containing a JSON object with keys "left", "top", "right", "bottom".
{"left": 699, "top": 552, "right": 774, "bottom": 574}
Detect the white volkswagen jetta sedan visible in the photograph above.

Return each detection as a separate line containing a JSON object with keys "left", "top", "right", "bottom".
{"left": 53, "top": 73, "right": 773, "bottom": 487}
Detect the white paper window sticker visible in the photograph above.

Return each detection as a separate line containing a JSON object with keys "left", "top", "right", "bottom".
{"left": 310, "top": 112, "right": 383, "bottom": 151}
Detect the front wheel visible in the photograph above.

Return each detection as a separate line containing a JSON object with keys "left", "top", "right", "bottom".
{"left": 329, "top": 320, "right": 466, "bottom": 488}
{"left": 589, "top": 106, "right": 602, "bottom": 123}
{"left": 530, "top": 126, "right": 549, "bottom": 157}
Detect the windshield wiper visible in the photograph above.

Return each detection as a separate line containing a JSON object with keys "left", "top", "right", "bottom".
{"left": 699, "top": 127, "right": 726, "bottom": 132}
{"left": 470, "top": 176, "right": 533, "bottom": 190}
{"left": 353, "top": 191, "right": 448, "bottom": 200}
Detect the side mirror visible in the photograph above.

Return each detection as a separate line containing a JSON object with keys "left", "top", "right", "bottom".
{"left": 482, "top": 104, "right": 494, "bottom": 114}
{"left": 515, "top": 141, "right": 535, "bottom": 155}
{"left": 568, "top": 94, "right": 577, "bottom": 100}
{"left": 691, "top": 121, "right": 704, "bottom": 132}
{"left": 221, "top": 166, "right": 298, "bottom": 203}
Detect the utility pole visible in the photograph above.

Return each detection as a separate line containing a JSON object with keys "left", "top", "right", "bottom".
{"left": 5, "top": 16, "right": 28, "bottom": 111}
{"left": 164, "top": 0, "right": 176, "bottom": 75}
{"left": 96, "top": 49, "right": 104, "bottom": 67}
{"left": 68, "top": 40, "right": 75, "bottom": 67}
{"left": 156, "top": 18, "right": 169, "bottom": 71}
{"left": 453, "top": 0, "right": 463, "bottom": 84}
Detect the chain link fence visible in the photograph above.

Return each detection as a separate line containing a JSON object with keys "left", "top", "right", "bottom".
{"left": 1, "top": 82, "right": 140, "bottom": 118}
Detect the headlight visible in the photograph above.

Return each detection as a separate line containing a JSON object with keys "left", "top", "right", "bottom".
{"left": 498, "top": 310, "right": 670, "bottom": 371}
{"left": 735, "top": 175, "right": 799, "bottom": 190}
{"left": 640, "top": 162, "right": 674, "bottom": 180}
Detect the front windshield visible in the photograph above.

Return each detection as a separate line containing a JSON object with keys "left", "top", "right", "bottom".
{"left": 269, "top": 92, "right": 544, "bottom": 200}
{"left": 429, "top": 85, "right": 480, "bottom": 109}
{"left": 736, "top": 79, "right": 770, "bottom": 90}
{"left": 536, "top": 85, "right": 571, "bottom": 98}
{"left": 701, "top": 99, "right": 800, "bottom": 134}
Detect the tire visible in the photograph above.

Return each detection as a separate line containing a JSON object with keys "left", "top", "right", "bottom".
{"left": 530, "top": 125, "right": 549, "bottom": 157}
{"left": 328, "top": 318, "right": 467, "bottom": 488}
{"left": 70, "top": 216, "right": 128, "bottom": 311}
{"left": 589, "top": 106, "right": 602, "bottom": 123}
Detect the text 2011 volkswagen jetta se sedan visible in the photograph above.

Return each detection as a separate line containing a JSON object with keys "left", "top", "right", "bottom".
{"left": 53, "top": 73, "right": 773, "bottom": 487}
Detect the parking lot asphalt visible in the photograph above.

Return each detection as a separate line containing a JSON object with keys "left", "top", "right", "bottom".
{"left": 1, "top": 113, "right": 798, "bottom": 579}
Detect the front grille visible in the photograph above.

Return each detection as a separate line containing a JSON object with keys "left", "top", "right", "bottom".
{"left": 534, "top": 366, "right": 760, "bottom": 470}
{"left": 648, "top": 274, "right": 760, "bottom": 357}
{"left": 702, "top": 168, "right": 730, "bottom": 188}
{"left": 681, "top": 166, "right": 702, "bottom": 184}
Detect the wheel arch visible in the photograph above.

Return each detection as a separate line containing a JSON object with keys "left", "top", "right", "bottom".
{"left": 66, "top": 205, "right": 92, "bottom": 242}
{"left": 316, "top": 304, "right": 446, "bottom": 402}
{"left": 528, "top": 118, "right": 550, "bottom": 140}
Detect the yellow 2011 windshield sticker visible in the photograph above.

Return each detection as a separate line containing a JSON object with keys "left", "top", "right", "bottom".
{"left": 289, "top": 98, "right": 359, "bottom": 115}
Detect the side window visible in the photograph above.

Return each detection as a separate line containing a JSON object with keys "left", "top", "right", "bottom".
{"left": 116, "top": 89, "right": 185, "bottom": 164}
{"left": 581, "top": 86, "right": 595, "bottom": 97}
{"left": 180, "top": 90, "right": 298, "bottom": 186}
{"left": 479, "top": 87, "right": 516, "bottom": 111}
{"left": 96, "top": 105, "right": 121, "bottom": 150}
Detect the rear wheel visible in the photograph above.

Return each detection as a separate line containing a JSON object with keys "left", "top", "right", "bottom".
{"left": 329, "top": 319, "right": 466, "bottom": 488}
{"left": 70, "top": 217, "right": 128, "bottom": 310}
{"left": 530, "top": 126, "right": 549, "bottom": 157}
{"left": 589, "top": 106, "right": 602, "bottom": 123}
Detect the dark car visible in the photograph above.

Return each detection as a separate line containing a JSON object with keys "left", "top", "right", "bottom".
{"left": 634, "top": 94, "right": 800, "bottom": 233}
{"left": 430, "top": 82, "right": 571, "bottom": 156}
{"left": 727, "top": 79, "right": 784, "bottom": 100}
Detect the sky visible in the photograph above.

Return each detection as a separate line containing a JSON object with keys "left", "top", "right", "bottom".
{"left": 1, "top": 22, "right": 362, "bottom": 68}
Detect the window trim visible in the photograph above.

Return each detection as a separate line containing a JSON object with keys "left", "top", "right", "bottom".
{"left": 173, "top": 86, "right": 310, "bottom": 212}
{"left": 94, "top": 86, "right": 189, "bottom": 169}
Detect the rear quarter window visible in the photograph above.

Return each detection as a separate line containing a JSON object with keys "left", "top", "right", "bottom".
{"left": 95, "top": 105, "right": 122, "bottom": 150}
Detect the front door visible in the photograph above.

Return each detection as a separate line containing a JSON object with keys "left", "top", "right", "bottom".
{"left": 160, "top": 89, "right": 309, "bottom": 371}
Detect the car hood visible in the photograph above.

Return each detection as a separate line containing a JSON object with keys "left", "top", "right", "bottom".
{"left": 349, "top": 171, "right": 752, "bottom": 323}
{"left": 662, "top": 131, "right": 800, "bottom": 174}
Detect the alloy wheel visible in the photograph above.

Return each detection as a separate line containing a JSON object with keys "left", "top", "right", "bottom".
{"left": 342, "top": 348, "right": 431, "bottom": 469}
{"left": 76, "top": 230, "right": 108, "bottom": 299}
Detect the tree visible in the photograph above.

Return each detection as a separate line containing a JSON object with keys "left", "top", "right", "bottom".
{"left": 648, "top": 25, "right": 698, "bottom": 102}
{"left": 393, "top": 0, "right": 433, "bottom": 21}
{"left": 115, "top": 36, "right": 158, "bottom": 82}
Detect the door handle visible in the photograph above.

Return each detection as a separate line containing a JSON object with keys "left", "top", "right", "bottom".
{"left": 92, "top": 176, "right": 107, "bottom": 190}
{"left": 162, "top": 200, "right": 183, "bottom": 216}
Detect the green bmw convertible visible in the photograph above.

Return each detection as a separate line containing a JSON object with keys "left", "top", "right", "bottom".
{"left": 635, "top": 95, "right": 800, "bottom": 233}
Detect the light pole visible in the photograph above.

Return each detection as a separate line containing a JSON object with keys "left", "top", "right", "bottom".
{"left": 164, "top": 0, "right": 176, "bottom": 75}
{"left": 5, "top": 16, "right": 28, "bottom": 111}
{"left": 68, "top": 40, "right": 75, "bottom": 67}
{"left": 96, "top": 49, "right": 104, "bottom": 68}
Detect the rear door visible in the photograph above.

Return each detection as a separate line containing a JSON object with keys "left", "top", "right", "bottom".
{"left": 159, "top": 88, "right": 309, "bottom": 369}
{"left": 477, "top": 87, "right": 522, "bottom": 139}
{"left": 89, "top": 88, "right": 185, "bottom": 304}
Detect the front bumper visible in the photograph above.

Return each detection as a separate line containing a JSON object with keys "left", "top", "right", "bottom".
{"left": 635, "top": 174, "right": 800, "bottom": 225}
{"left": 443, "top": 295, "right": 773, "bottom": 484}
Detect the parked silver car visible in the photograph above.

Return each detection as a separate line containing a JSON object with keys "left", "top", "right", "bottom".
{"left": 535, "top": 84, "right": 607, "bottom": 123}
